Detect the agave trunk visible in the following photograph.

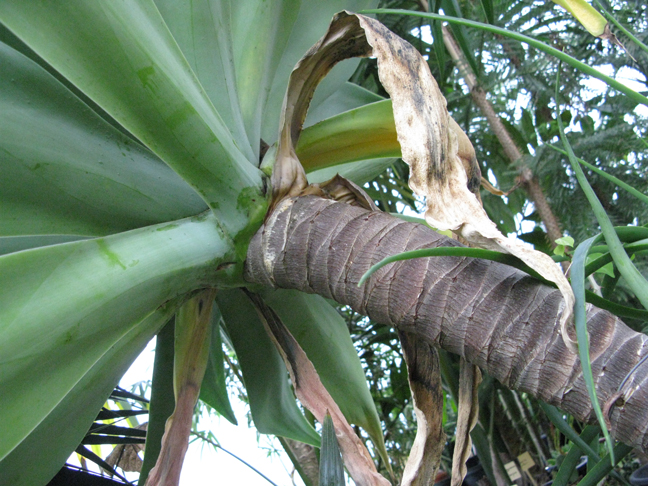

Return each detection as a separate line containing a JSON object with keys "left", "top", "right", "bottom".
{"left": 245, "top": 195, "right": 648, "bottom": 452}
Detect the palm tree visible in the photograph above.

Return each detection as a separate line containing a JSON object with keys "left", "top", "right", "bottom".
{"left": 0, "top": 1, "right": 646, "bottom": 485}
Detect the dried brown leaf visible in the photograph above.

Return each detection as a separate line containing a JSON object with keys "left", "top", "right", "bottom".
{"left": 451, "top": 359, "right": 482, "bottom": 486}
{"left": 398, "top": 331, "right": 445, "bottom": 486}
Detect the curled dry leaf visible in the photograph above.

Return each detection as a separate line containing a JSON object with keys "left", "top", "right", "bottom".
{"left": 272, "top": 10, "right": 574, "bottom": 349}
{"left": 244, "top": 291, "right": 390, "bottom": 486}
{"left": 398, "top": 331, "right": 445, "bottom": 486}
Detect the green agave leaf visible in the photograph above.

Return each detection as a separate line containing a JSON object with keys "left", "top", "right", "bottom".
{"left": 199, "top": 305, "right": 238, "bottom": 425}
{"left": 304, "top": 82, "right": 384, "bottom": 127}
{"left": 231, "top": 0, "right": 301, "bottom": 154}
{"left": 0, "top": 2, "right": 264, "bottom": 234}
{"left": 261, "top": 289, "right": 389, "bottom": 467}
{"left": 152, "top": 0, "right": 254, "bottom": 161}
{"left": 0, "top": 300, "right": 181, "bottom": 486}
{"left": 0, "top": 236, "right": 88, "bottom": 257}
{"left": 300, "top": 85, "right": 397, "bottom": 186}
{"left": 0, "top": 23, "right": 141, "bottom": 143}
{"left": 307, "top": 157, "right": 397, "bottom": 186}
{"left": 216, "top": 289, "right": 321, "bottom": 446}
{"left": 157, "top": 0, "right": 378, "bottom": 159}
{"left": 0, "top": 212, "right": 234, "bottom": 464}
{"left": 0, "top": 40, "right": 207, "bottom": 237}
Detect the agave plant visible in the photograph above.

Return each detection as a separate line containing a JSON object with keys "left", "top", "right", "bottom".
{"left": 1, "top": 1, "right": 647, "bottom": 486}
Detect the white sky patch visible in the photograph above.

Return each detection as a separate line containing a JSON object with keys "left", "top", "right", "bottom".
{"left": 411, "top": 24, "right": 434, "bottom": 45}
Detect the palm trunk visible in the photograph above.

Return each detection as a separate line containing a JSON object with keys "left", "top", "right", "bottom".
{"left": 245, "top": 195, "right": 648, "bottom": 452}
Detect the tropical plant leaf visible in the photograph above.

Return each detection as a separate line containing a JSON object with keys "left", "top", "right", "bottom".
{"left": 230, "top": 0, "right": 301, "bottom": 153}
{"left": 307, "top": 157, "right": 397, "bottom": 186}
{"left": 358, "top": 246, "right": 547, "bottom": 286}
{"left": 152, "top": 0, "right": 254, "bottom": 161}
{"left": 571, "top": 234, "right": 615, "bottom": 460}
{"left": 155, "top": 0, "right": 381, "bottom": 159}
{"left": 305, "top": 81, "right": 384, "bottom": 126}
{"left": 576, "top": 443, "right": 634, "bottom": 486}
{"left": 216, "top": 289, "right": 321, "bottom": 446}
{"left": 0, "top": 40, "right": 206, "bottom": 237}
{"left": 0, "top": 212, "right": 233, "bottom": 465}
{"left": 546, "top": 145, "right": 648, "bottom": 206}
{"left": 199, "top": 305, "right": 238, "bottom": 425}
{"left": 556, "top": 88, "right": 648, "bottom": 460}
{"left": 261, "top": 289, "right": 390, "bottom": 469}
{"left": 140, "top": 319, "right": 176, "bottom": 485}
{"left": 0, "top": 1, "right": 264, "bottom": 234}
{"left": 246, "top": 291, "right": 389, "bottom": 486}
{"left": 540, "top": 402, "right": 600, "bottom": 461}
{"left": 0, "top": 236, "right": 88, "bottom": 257}
{"left": 0, "top": 301, "right": 180, "bottom": 486}
{"left": 297, "top": 100, "right": 400, "bottom": 172}
{"left": 552, "top": 425, "right": 600, "bottom": 486}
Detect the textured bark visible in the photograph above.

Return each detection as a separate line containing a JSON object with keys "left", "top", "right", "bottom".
{"left": 245, "top": 195, "right": 648, "bottom": 452}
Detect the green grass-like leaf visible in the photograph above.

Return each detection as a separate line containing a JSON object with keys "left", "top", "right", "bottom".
{"left": 552, "top": 426, "right": 600, "bottom": 486}
{"left": 358, "top": 247, "right": 546, "bottom": 287}
{"left": 576, "top": 443, "right": 634, "bottom": 486}
{"left": 571, "top": 233, "right": 615, "bottom": 461}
